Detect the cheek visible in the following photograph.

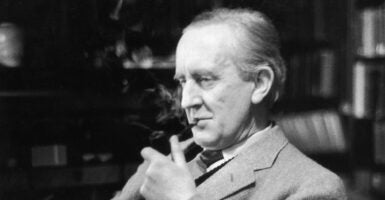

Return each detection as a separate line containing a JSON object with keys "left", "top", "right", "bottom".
{"left": 215, "top": 87, "right": 252, "bottom": 113}
{"left": 213, "top": 87, "right": 253, "bottom": 126}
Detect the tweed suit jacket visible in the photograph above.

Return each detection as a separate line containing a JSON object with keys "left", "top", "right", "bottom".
{"left": 114, "top": 126, "right": 347, "bottom": 200}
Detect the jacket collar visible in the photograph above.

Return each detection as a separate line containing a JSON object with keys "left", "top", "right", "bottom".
{"left": 189, "top": 125, "right": 288, "bottom": 200}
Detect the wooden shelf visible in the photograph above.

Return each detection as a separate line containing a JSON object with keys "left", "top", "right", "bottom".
{"left": 0, "top": 67, "right": 176, "bottom": 92}
{"left": 0, "top": 163, "right": 139, "bottom": 192}
{"left": 272, "top": 96, "right": 339, "bottom": 114}
{"left": 355, "top": 56, "right": 385, "bottom": 63}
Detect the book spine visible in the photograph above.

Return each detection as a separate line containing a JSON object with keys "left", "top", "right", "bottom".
{"left": 352, "top": 62, "right": 367, "bottom": 118}
{"left": 360, "top": 9, "right": 376, "bottom": 57}
{"left": 374, "top": 120, "right": 385, "bottom": 165}
{"left": 359, "top": 6, "right": 385, "bottom": 57}
{"left": 324, "top": 111, "right": 347, "bottom": 152}
{"left": 376, "top": 68, "right": 385, "bottom": 119}
{"left": 319, "top": 49, "right": 336, "bottom": 97}
{"left": 352, "top": 61, "right": 382, "bottom": 119}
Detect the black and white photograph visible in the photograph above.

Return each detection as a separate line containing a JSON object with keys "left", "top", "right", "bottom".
{"left": 0, "top": 0, "right": 384, "bottom": 199}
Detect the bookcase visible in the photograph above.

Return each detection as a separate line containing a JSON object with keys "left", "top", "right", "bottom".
{"left": 350, "top": 0, "right": 385, "bottom": 198}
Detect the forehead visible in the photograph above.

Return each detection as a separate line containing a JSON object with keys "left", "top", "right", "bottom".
{"left": 175, "top": 24, "right": 238, "bottom": 77}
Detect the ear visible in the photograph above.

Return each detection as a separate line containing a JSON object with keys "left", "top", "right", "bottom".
{"left": 251, "top": 65, "right": 274, "bottom": 104}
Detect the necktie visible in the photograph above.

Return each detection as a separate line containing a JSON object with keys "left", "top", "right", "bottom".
{"left": 199, "top": 150, "right": 224, "bottom": 168}
{"left": 195, "top": 152, "right": 231, "bottom": 186}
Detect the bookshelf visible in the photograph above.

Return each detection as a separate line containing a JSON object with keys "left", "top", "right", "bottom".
{"left": 266, "top": 0, "right": 351, "bottom": 175}
{"left": 0, "top": 67, "right": 183, "bottom": 199}
{"left": 351, "top": 0, "right": 385, "bottom": 198}
{"left": 1, "top": 163, "right": 139, "bottom": 200}
{"left": 282, "top": 42, "right": 338, "bottom": 100}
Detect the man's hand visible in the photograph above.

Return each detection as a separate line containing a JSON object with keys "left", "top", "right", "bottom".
{"left": 139, "top": 135, "right": 196, "bottom": 200}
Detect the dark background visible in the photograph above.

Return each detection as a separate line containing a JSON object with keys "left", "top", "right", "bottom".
{"left": 0, "top": 0, "right": 384, "bottom": 199}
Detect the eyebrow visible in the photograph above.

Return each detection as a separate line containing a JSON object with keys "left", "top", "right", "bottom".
{"left": 191, "top": 69, "right": 216, "bottom": 78}
{"left": 173, "top": 55, "right": 229, "bottom": 80}
{"left": 174, "top": 68, "right": 218, "bottom": 80}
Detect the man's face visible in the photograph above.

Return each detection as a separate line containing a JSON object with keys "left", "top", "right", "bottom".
{"left": 175, "top": 24, "right": 256, "bottom": 150}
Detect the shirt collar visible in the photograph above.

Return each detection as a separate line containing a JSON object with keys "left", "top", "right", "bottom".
{"left": 206, "top": 123, "right": 273, "bottom": 171}
{"left": 222, "top": 123, "right": 273, "bottom": 160}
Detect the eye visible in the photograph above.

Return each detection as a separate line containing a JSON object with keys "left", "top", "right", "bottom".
{"left": 196, "top": 76, "right": 214, "bottom": 88}
{"left": 197, "top": 77, "right": 210, "bottom": 82}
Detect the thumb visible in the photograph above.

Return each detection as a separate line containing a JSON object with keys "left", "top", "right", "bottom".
{"left": 141, "top": 147, "right": 165, "bottom": 162}
{"left": 170, "top": 135, "right": 187, "bottom": 167}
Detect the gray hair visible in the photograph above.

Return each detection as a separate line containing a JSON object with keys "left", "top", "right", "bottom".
{"left": 184, "top": 8, "right": 286, "bottom": 105}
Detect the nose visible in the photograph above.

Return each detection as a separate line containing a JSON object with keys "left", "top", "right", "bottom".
{"left": 181, "top": 81, "right": 203, "bottom": 109}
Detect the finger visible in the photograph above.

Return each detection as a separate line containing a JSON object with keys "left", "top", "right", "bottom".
{"left": 170, "top": 135, "right": 187, "bottom": 166}
{"left": 141, "top": 147, "right": 166, "bottom": 162}
{"left": 139, "top": 179, "right": 148, "bottom": 197}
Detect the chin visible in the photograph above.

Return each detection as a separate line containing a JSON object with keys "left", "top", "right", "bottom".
{"left": 193, "top": 131, "right": 221, "bottom": 150}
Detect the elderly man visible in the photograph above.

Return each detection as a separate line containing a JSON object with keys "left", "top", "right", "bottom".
{"left": 114, "top": 8, "right": 347, "bottom": 200}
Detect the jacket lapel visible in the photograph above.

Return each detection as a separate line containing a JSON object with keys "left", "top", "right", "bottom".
{"left": 194, "top": 126, "right": 289, "bottom": 200}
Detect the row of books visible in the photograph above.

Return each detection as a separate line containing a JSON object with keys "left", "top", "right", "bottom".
{"left": 352, "top": 60, "right": 385, "bottom": 119}
{"left": 276, "top": 110, "right": 346, "bottom": 154}
{"left": 279, "top": 0, "right": 335, "bottom": 42}
{"left": 357, "top": 2, "right": 385, "bottom": 57}
{"left": 284, "top": 48, "right": 337, "bottom": 99}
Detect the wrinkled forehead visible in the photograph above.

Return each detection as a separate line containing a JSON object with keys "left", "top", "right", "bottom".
{"left": 175, "top": 24, "right": 239, "bottom": 77}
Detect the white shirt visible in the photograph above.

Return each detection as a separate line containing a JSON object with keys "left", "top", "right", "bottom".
{"left": 206, "top": 124, "right": 273, "bottom": 172}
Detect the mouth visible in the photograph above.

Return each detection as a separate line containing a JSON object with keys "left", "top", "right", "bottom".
{"left": 187, "top": 111, "right": 213, "bottom": 124}
{"left": 191, "top": 117, "right": 211, "bottom": 125}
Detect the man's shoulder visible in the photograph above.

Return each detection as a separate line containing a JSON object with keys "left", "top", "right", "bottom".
{"left": 257, "top": 125, "right": 340, "bottom": 178}
{"left": 286, "top": 143, "right": 335, "bottom": 168}
{"left": 267, "top": 142, "right": 346, "bottom": 197}
{"left": 273, "top": 142, "right": 339, "bottom": 178}
{"left": 235, "top": 125, "right": 343, "bottom": 185}
{"left": 245, "top": 140, "right": 347, "bottom": 199}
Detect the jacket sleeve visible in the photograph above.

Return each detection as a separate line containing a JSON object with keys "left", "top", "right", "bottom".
{"left": 286, "top": 173, "right": 347, "bottom": 200}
